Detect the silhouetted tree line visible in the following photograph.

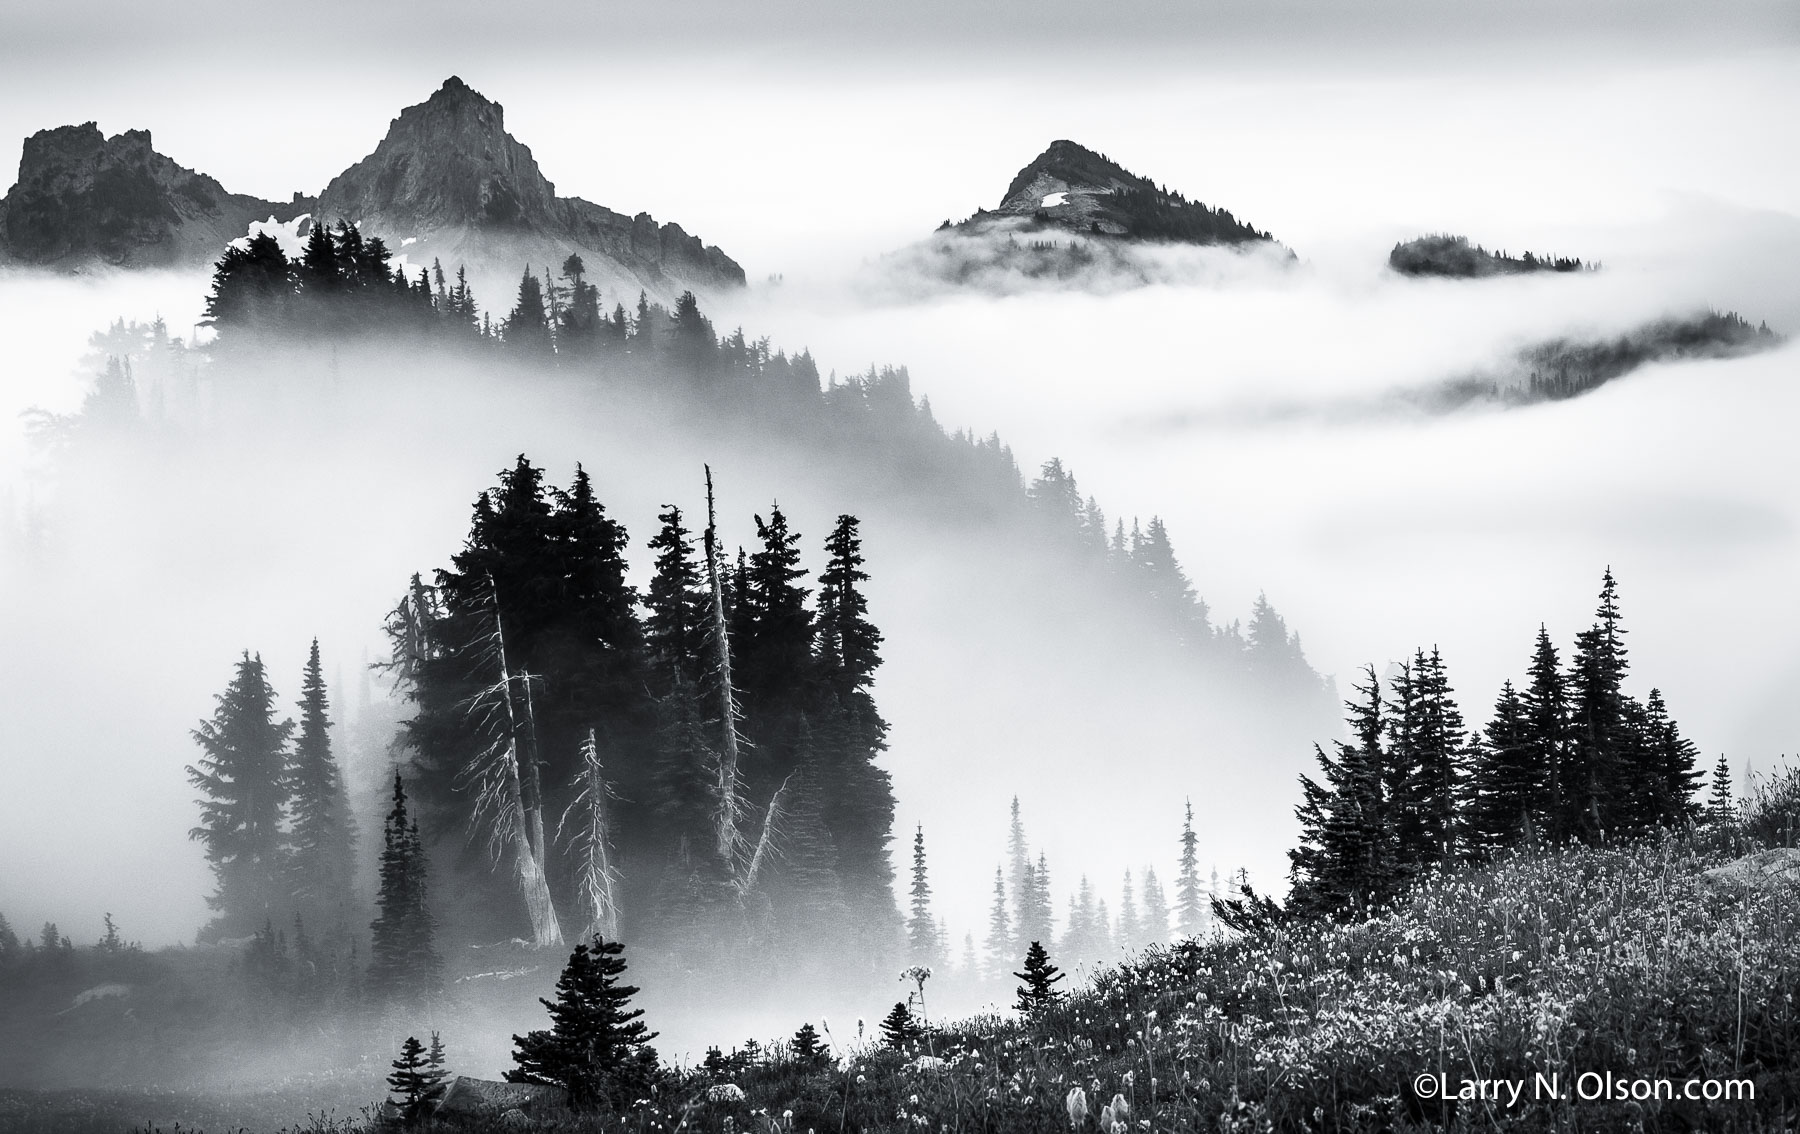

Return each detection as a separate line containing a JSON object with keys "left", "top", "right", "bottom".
{"left": 1388, "top": 233, "right": 1591, "bottom": 278}
{"left": 381, "top": 457, "right": 900, "bottom": 976}
{"left": 194, "top": 236, "right": 1327, "bottom": 697}
{"left": 1103, "top": 185, "right": 1277, "bottom": 245}
{"left": 1517, "top": 310, "right": 1780, "bottom": 402}
{"left": 1284, "top": 569, "right": 1704, "bottom": 920}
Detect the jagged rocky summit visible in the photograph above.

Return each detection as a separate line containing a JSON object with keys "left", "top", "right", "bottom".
{"left": 0, "top": 123, "right": 308, "bottom": 268}
{"left": 0, "top": 77, "right": 744, "bottom": 304}
{"left": 954, "top": 138, "right": 1279, "bottom": 246}
{"left": 312, "top": 77, "right": 744, "bottom": 303}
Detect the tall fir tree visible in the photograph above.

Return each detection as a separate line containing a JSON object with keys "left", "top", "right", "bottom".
{"left": 1117, "top": 869, "right": 1142, "bottom": 949}
{"left": 1140, "top": 866, "right": 1170, "bottom": 943}
{"left": 1404, "top": 647, "right": 1469, "bottom": 868}
{"left": 1175, "top": 800, "right": 1205, "bottom": 935}
{"left": 985, "top": 865, "right": 1012, "bottom": 982}
{"left": 1705, "top": 754, "right": 1735, "bottom": 827}
{"left": 643, "top": 505, "right": 707, "bottom": 695}
{"left": 1565, "top": 569, "right": 1631, "bottom": 840}
{"left": 1465, "top": 680, "right": 1540, "bottom": 854}
{"left": 1641, "top": 688, "right": 1701, "bottom": 828}
{"left": 1006, "top": 797, "right": 1030, "bottom": 943}
{"left": 1288, "top": 667, "right": 1391, "bottom": 918}
{"left": 187, "top": 652, "right": 295, "bottom": 941}
{"left": 907, "top": 824, "right": 939, "bottom": 964}
{"left": 368, "top": 772, "right": 441, "bottom": 1003}
{"left": 1521, "top": 625, "right": 1573, "bottom": 841}
{"left": 286, "top": 639, "right": 357, "bottom": 919}
{"left": 506, "top": 267, "right": 552, "bottom": 352}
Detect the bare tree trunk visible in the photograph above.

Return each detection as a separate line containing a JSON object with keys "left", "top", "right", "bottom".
{"left": 519, "top": 669, "right": 550, "bottom": 871}
{"left": 562, "top": 728, "right": 621, "bottom": 940}
{"left": 741, "top": 775, "right": 793, "bottom": 894}
{"left": 703, "top": 466, "right": 744, "bottom": 865}
{"left": 487, "top": 574, "right": 563, "bottom": 949}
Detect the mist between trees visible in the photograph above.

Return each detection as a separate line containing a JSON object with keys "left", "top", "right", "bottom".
{"left": 0, "top": 228, "right": 1343, "bottom": 1086}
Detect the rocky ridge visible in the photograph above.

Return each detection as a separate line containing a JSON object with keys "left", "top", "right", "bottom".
{"left": 954, "top": 138, "right": 1279, "bottom": 247}
{"left": 0, "top": 124, "right": 308, "bottom": 268}
{"left": 312, "top": 77, "right": 743, "bottom": 301}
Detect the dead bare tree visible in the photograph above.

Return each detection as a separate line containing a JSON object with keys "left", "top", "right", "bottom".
{"left": 460, "top": 573, "right": 564, "bottom": 949}
{"left": 560, "top": 728, "right": 622, "bottom": 940}
{"left": 701, "top": 466, "right": 795, "bottom": 901}
{"left": 702, "top": 464, "right": 747, "bottom": 866}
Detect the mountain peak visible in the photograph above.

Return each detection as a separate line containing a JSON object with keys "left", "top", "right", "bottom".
{"left": 966, "top": 138, "right": 1279, "bottom": 249}
{"left": 0, "top": 121, "right": 303, "bottom": 267}
{"left": 312, "top": 79, "right": 744, "bottom": 298}
{"left": 1000, "top": 140, "right": 1145, "bottom": 208}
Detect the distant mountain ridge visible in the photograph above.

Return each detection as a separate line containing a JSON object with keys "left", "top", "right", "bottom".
{"left": 957, "top": 139, "right": 1279, "bottom": 247}
{"left": 0, "top": 78, "right": 744, "bottom": 302}
{"left": 0, "top": 123, "right": 309, "bottom": 268}
{"left": 312, "top": 77, "right": 743, "bottom": 300}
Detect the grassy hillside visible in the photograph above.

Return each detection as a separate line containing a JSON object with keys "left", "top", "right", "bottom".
{"left": 323, "top": 832, "right": 1796, "bottom": 1133}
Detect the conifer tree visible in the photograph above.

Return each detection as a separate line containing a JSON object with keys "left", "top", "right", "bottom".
{"left": 82, "top": 357, "right": 138, "bottom": 431}
{"left": 1288, "top": 667, "right": 1392, "bottom": 917}
{"left": 187, "top": 652, "right": 295, "bottom": 941}
{"left": 368, "top": 772, "right": 441, "bottom": 1003}
{"left": 816, "top": 514, "right": 886, "bottom": 750}
{"left": 1006, "top": 797, "right": 1030, "bottom": 941}
{"left": 99, "top": 913, "right": 122, "bottom": 953}
{"left": 1405, "top": 647, "right": 1469, "bottom": 867}
{"left": 1175, "top": 800, "right": 1205, "bottom": 934}
{"left": 1641, "top": 688, "right": 1701, "bottom": 828}
{"left": 287, "top": 639, "right": 356, "bottom": 917}
{"left": 1140, "top": 866, "right": 1170, "bottom": 943}
{"left": 644, "top": 505, "right": 706, "bottom": 694}
{"left": 791, "top": 1022, "right": 825, "bottom": 1066}
{"left": 1566, "top": 569, "right": 1631, "bottom": 841}
{"left": 1465, "top": 680, "right": 1540, "bottom": 853}
{"left": 1706, "top": 754, "right": 1735, "bottom": 827}
{"left": 1013, "top": 941, "right": 1065, "bottom": 1016}
{"left": 985, "top": 865, "right": 1012, "bottom": 982}
{"left": 1521, "top": 626, "right": 1572, "bottom": 840}
{"left": 425, "top": 1032, "right": 449, "bottom": 1096}
{"left": 1117, "top": 869, "right": 1141, "bottom": 949}
{"left": 388, "top": 1036, "right": 434, "bottom": 1120}
{"left": 506, "top": 267, "right": 551, "bottom": 352}
{"left": 508, "top": 934, "right": 659, "bottom": 1110}
{"left": 879, "top": 1001, "right": 923, "bottom": 1049}
{"left": 907, "top": 825, "right": 939, "bottom": 963}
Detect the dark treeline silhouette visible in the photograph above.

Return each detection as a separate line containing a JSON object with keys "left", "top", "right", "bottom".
{"left": 1388, "top": 233, "right": 1591, "bottom": 278}
{"left": 190, "top": 231, "right": 1323, "bottom": 690}
{"left": 1414, "top": 309, "right": 1784, "bottom": 412}
{"left": 1515, "top": 310, "right": 1780, "bottom": 402}
{"left": 381, "top": 457, "right": 901, "bottom": 978}
{"left": 1100, "top": 185, "right": 1277, "bottom": 245}
{"left": 1279, "top": 569, "right": 1704, "bottom": 921}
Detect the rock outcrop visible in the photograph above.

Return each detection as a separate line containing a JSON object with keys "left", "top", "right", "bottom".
{"left": 954, "top": 139, "right": 1280, "bottom": 247}
{"left": 1700, "top": 847, "right": 1800, "bottom": 890}
{"left": 433, "top": 1075, "right": 568, "bottom": 1120}
{"left": 312, "top": 77, "right": 744, "bottom": 302}
{"left": 0, "top": 124, "right": 308, "bottom": 269}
